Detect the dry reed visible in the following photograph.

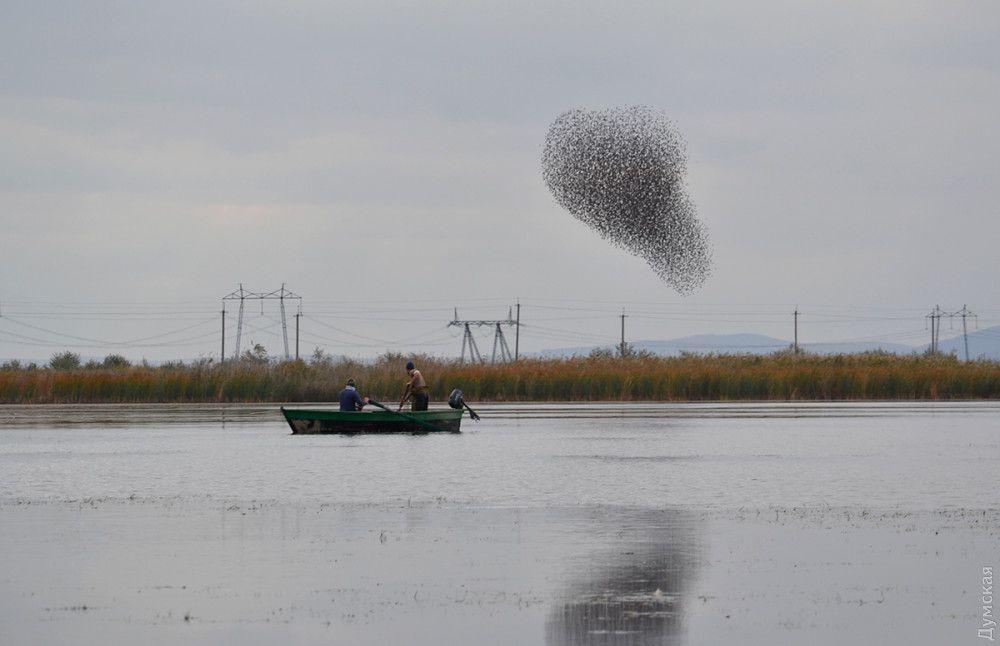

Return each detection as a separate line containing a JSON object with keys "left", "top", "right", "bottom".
{"left": 1, "top": 353, "right": 999, "bottom": 404}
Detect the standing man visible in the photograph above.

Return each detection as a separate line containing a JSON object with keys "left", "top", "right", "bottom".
{"left": 339, "top": 378, "right": 369, "bottom": 412}
{"left": 398, "top": 361, "right": 429, "bottom": 412}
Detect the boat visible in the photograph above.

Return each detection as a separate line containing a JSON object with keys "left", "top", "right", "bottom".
{"left": 281, "top": 406, "right": 464, "bottom": 434}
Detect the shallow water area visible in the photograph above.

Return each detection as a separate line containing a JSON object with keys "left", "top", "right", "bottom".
{"left": 1, "top": 402, "right": 998, "bottom": 645}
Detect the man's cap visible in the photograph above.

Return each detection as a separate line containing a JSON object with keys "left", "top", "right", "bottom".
{"left": 347, "top": 378, "right": 356, "bottom": 387}
{"left": 405, "top": 361, "right": 415, "bottom": 370}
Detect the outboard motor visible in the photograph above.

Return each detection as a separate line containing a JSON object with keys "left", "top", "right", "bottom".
{"left": 448, "top": 389, "right": 480, "bottom": 421}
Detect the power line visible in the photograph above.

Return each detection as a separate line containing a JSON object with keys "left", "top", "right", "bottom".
{"left": 3, "top": 294, "right": 999, "bottom": 361}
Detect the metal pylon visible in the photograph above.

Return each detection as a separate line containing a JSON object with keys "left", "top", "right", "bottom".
{"left": 223, "top": 284, "right": 302, "bottom": 361}
{"left": 492, "top": 322, "right": 513, "bottom": 363}
{"left": 460, "top": 323, "right": 483, "bottom": 363}
{"left": 449, "top": 307, "right": 517, "bottom": 363}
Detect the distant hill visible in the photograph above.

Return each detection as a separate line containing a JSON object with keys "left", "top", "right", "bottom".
{"left": 632, "top": 334, "right": 790, "bottom": 355}
{"left": 537, "top": 333, "right": 781, "bottom": 358}
{"left": 538, "top": 333, "right": 917, "bottom": 358}
{"left": 928, "top": 325, "right": 1000, "bottom": 360}
{"left": 799, "top": 340, "right": 916, "bottom": 355}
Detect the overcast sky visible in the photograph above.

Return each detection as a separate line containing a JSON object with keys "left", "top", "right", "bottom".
{"left": 1, "top": 1, "right": 998, "bottom": 362}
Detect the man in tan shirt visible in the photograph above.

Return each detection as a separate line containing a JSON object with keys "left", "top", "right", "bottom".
{"left": 398, "top": 361, "right": 429, "bottom": 412}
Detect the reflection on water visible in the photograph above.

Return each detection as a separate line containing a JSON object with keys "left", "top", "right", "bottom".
{"left": 0, "top": 404, "right": 997, "bottom": 645}
{"left": 547, "top": 511, "right": 701, "bottom": 646}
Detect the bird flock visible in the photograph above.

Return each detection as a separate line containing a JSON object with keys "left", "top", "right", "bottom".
{"left": 542, "top": 106, "right": 712, "bottom": 293}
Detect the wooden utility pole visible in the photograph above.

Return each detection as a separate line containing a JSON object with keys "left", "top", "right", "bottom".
{"left": 932, "top": 308, "right": 937, "bottom": 354}
{"left": 221, "top": 308, "right": 226, "bottom": 364}
{"left": 962, "top": 306, "right": 968, "bottom": 361}
{"left": 928, "top": 313, "right": 932, "bottom": 353}
{"left": 619, "top": 308, "right": 627, "bottom": 358}
{"left": 295, "top": 311, "right": 301, "bottom": 361}
{"left": 793, "top": 307, "right": 799, "bottom": 354}
{"left": 927, "top": 306, "right": 939, "bottom": 354}
{"left": 219, "top": 307, "right": 226, "bottom": 363}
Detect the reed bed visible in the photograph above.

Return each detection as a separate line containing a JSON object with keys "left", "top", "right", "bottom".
{"left": 2, "top": 353, "right": 1000, "bottom": 404}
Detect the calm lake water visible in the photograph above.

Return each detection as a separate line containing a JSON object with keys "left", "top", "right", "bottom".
{"left": 1, "top": 402, "right": 997, "bottom": 645}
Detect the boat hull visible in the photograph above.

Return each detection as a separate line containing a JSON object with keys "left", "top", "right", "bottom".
{"left": 281, "top": 407, "right": 463, "bottom": 434}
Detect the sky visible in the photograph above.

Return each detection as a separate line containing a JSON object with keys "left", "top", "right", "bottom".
{"left": 1, "top": 1, "right": 998, "bottom": 363}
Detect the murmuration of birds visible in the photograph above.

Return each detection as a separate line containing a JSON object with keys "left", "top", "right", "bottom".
{"left": 542, "top": 106, "right": 712, "bottom": 294}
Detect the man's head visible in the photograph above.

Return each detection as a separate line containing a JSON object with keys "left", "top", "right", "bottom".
{"left": 405, "top": 361, "right": 415, "bottom": 372}
{"left": 347, "top": 378, "right": 356, "bottom": 387}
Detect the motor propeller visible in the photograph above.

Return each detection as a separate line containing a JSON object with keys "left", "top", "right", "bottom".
{"left": 448, "top": 389, "right": 481, "bottom": 421}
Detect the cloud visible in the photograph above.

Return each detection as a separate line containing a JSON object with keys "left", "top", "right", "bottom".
{"left": 1, "top": 0, "right": 999, "bottom": 359}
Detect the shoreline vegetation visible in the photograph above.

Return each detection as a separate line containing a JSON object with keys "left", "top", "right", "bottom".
{"left": 2, "top": 350, "right": 1000, "bottom": 404}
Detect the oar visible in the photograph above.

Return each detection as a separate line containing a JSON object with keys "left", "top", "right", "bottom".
{"left": 367, "top": 399, "right": 450, "bottom": 434}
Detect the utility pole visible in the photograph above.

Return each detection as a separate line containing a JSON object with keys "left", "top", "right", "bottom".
{"left": 793, "top": 307, "right": 799, "bottom": 354}
{"left": 514, "top": 300, "right": 520, "bottom": 362}
{"left": 931, "top": 305, "right": 941, "bottom": 354}
{"left": 927, "top": 305, "right": 938, "bottom": 354}
{"left": 295, "top": 308, "right": 301, "bottom": 361}
{"left": 925, "top": 305, "right": 954, "bottom": 355}
{"left": 961, "top": 305, "right": 969, "bottom": 362}
{"left": 619, "top": 308, "right": 627, "bottom": 358}
{"left": 933, "top": 306, "right": 939, "bottom": 354}
{"left": 934, "top": 305, "right": 940, "bottom": 354}
{"left": 221, "top": 308, "right": 226, "bottom": 364}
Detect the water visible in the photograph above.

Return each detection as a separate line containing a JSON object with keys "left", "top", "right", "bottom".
{"left": 1, "top": 402, "right": 997, "bottom": 645}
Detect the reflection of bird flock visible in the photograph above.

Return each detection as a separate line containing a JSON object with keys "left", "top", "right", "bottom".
{"left": 542, "top": 106, "right": 712, "bottom": 294}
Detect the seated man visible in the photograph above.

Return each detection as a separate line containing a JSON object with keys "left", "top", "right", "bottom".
{"left": 338, "top": 378, "right": 369, "bottom": 411}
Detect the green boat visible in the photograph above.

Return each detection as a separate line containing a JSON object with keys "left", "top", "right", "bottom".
{"left": 281, "top": 406, "right": 464, "bottom": 434}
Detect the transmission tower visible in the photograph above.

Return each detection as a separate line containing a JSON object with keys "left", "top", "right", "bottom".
{"left": 459, "top": 322, "right": 483, "bottom": 363}
{"left": 222, "top": 284, "right": 303, "bottom": 361}
{"left": 955, "top": 305, "right": 977, "bottom": 362}
{"left": 449, "top": 307, "right": 518, "bottom": 363}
